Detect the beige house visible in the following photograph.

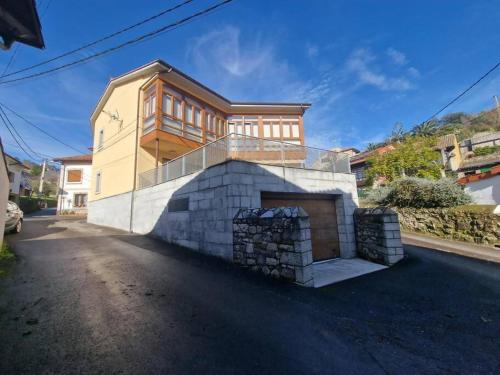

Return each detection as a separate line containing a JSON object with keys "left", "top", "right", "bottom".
{"left": 89, "top": 60, "right": 310, "bottom": 202}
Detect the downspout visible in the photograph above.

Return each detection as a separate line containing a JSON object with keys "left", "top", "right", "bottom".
{"left": 129, "top": 73, "right": 164, "bottom": 233}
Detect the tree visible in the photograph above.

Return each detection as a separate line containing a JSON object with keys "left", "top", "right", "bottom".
{"left": 412, "top": 120, "right": 438, "bottom": 137}
{"left": 366, "top": 135, "right": 442, "bottom": 184}
{"left": 387, "top": 122, "right": 405, "bottom": 144}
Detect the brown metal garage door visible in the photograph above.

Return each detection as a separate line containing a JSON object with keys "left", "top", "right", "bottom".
{"left": 261, "top": 192, "right": 340, "bottom": 261}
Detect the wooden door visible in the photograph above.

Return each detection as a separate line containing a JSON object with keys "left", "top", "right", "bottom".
{"left": 261, "top": 193, "right": 340, "bottom": 261}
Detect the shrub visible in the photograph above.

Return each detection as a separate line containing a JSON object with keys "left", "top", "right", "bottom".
{"left": 365, "top": 186, "right": 392, "bottom": 205}
{"left": 18, "top": 197, "right": 40, "bottom": 214}
{"left": 473, "top": 145, "right": 500, "bottom": 157}
{"left": 384, "top": 177, "right": 471, "bottom": 208}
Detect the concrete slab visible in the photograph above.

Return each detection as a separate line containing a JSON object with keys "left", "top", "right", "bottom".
{"left": 313, "top": 258, "right": 387, "bottom": 288}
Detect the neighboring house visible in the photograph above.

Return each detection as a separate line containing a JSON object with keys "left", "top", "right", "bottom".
{"left": 5, "top": 153, "right": 30, "bottom": 203}
{"left": 459, "top": 131, "right": 500, "bottom": 157}
{"left": 0, "top": 138, "right": 10, "bottom": 246}
{"left": 436, "top": 134, "right": 462, "bottom": 172}
{"left": 331, "top": 147, "right": 360, "bottom": 157}
{"left": 458, "top": 165, "right": 500, "bottom": 205}
{"left": 457, "top": 152, "right": 500, "bottom": 178}
{"left": 349, "top": 145, "right": 395, "bottom": 188}
{"left": 54, "top": 155, "right": 92, "bottom": 214}
{"left": 86, "top": 60, "right": 366, "bottom": 284}
{"left": 0, "top": 0, "right": 45, "bottom": 50}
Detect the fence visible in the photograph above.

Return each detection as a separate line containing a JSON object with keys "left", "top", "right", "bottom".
{"left": 138, "top": 133, "right": 351, "bottom": 189}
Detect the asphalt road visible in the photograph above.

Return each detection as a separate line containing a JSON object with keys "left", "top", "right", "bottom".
{"left": 0, "top": 215, "right": 499, "bottom": 374}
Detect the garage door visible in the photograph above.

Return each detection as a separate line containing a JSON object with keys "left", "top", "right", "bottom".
{"left": 261, "top": 192, "right": 340, "bottom": 261}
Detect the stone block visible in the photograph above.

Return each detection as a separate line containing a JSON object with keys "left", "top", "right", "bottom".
{"left": 295, "top": 265, "right": 313, "bottom": 284}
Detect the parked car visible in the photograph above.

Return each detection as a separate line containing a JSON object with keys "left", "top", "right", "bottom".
{"left": 5, "top": 201, "right": 23, "bottom": 234}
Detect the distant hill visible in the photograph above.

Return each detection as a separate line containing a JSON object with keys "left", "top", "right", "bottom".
{"left": 435, "top": 108, "right": 500, "bottom": 141}
{"left": 22, "top": 160, "right": 60, "bottom": 196}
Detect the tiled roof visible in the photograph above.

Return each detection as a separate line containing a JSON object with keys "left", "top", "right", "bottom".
{"left": 350, "top": 145, "right": 395, "bottom": 165}
{"left": 54, "top": 154, "right": 92, "bottom": 163}
{"left": 458, "top": 165, "right": 500, "bottom": 185}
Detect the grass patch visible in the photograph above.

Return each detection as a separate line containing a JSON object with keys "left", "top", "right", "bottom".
{"left": 0, "top": 242, "right": 14, "bottom": 260}
{"left": 0, "top": 242, "right": 15, "bottom": 277}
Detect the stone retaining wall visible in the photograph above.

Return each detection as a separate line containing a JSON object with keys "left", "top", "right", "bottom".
{"left": 354, "top": 207, "right": 404, "bottom": 266}
{"left": 396, "top": 207, "right": 500, "bottom": 245}
{"left": 233, "top": 207, "right": 314, "bottom": 286}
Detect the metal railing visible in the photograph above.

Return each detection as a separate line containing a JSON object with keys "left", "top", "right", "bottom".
{"left": 138, "top": 133, "right": 351, "bottom": 189}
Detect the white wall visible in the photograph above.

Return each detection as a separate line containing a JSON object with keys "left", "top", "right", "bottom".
{"left": 87, "top": 191, "right": 132, "bottom": 231}
{"left": 8, "top": 164, "right": 23, "bottom": 196}
{"left": 57, "top": 162, "right": 92, "bottom": 212}
{"left": 465, "top": 175, "right": 500, "bottom": 205}
{"left": 88, "top": 160, "right": 359, "bottom": 261}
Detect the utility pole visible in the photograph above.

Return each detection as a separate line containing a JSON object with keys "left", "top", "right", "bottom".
{"left": 38, "top": 159, "right": 46, "bottom": 196}
{"left": 494, "top": 95, "right": 500, "bottom": 109}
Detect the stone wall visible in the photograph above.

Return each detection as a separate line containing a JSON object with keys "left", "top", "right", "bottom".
{"left": 396, "top": 207, "right": 500, "bottom": 245}
{"left": 354, "top": 207, "right": 404, "bottom": 266}
{"left": 233, "top": 207, "right": 314, "bottom": 286}
{"left": 126, "top": 160, "right": 357, "bottom": 261}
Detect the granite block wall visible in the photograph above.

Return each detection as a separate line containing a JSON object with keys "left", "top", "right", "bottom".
{"left": 354, "top": 207, "right": 404, "bottom": 266}
{"left": 233, "top": 207, "right": 314, "bottom": 286}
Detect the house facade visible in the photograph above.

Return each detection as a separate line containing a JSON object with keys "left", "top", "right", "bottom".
{"left": 55, "top": 155, "right": 92, "bottom": 214}
{"left": 349, "top": 145, "right": 395, "bottom": 188}
{"left": 86, "top": 60, "right": 384, "bottom": 286}
{"left": 5, "top": 153, "right": 30, "bottom": 203}
{"left": 89, "top": 60, "right": 309, "bottom": 202}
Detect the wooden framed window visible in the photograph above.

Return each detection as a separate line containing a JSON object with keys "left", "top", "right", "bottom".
{"left": 173, "top": 98, "right": 182, "bottom": 119}
{"left": 67, "top": 169, "right": 82, "bottom": 183}
{"left": 185, "top": 105, "right": 193, "bottom": 124}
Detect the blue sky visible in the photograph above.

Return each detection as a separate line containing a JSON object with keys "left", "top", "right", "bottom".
{"left": 0, "top": 0, "right": 499, "bottom": 162}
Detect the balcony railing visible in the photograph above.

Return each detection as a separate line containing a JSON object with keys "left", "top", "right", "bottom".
{"left": 137, "top": 133, "right": 351, "bottom": 189}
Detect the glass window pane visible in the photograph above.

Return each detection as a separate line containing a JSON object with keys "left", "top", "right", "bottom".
{"left": 282, "top": 125, "right": 290, "bottom": 138}
{"left": 174, "top": 99, "right": 181, "bottom": 118}
{"left": 229, "top": 124, "right": 235, "bottom": 134}
{"left": 163, "top": 95, "right": 172, "bottom": 115}
{"left": 185, "top": 105, "right": 193, "bottom": 123}
{"left": 252, "top": 125, "right": 259, "bottom": 137}
{"left": 263, "top": 124, "right": 271, "bottom": 138}
{"left": 292, "top": 125, "right": 299, "bottom": 138}
{"left": 272, "top": 124, "right": 280, "bottom": 137}
{"left": 194, "top": 108, "right": 201, "bottom": 126}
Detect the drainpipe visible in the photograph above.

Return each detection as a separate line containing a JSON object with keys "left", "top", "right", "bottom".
{"left": 129, "top": 72, "right": 166, "bottom": 233}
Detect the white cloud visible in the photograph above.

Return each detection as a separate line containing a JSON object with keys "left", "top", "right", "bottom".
{"left": 386, "top": 47, "right": 408, "bottom": 65}
{"left": 407, "top": 66, "right": 420, "bottom": 78}
{"left": 346, "top": 48, "right": 414, "bottom": 91}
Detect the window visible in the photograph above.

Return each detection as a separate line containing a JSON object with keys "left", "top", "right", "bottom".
{"left": 95, "top": 172, "right": 102, "bottom": 193}
{"left": 282, "top": 124, "right": 290, "bottom": 138}
{"left": 67, "top": 169, "right": 82, "bottom": 183}
{"left": 353, "top": 167, "right": 365, "bottom": 181}
{"left": 272, "top": 124, "right": 280, "bottom": 138}
{"left": 144, "top": 93, "right": 156, "bottom": 118}
{"left": 162, "top": 94, "right": 172, "bottom": 115}
{"left": 194, "top": 108, "right": 201, "bottom": 127}
{"left": 263, "top": 124, "right": 271, "bottom": 138}
{"left": 98, "top": 129, "right": 104, "bottom": 149}
{"left": 185, "top": 105, "right": 193, "bottom": 124}
{"left": 292, "top": 124, "right": 300, "bottom": 138}
{"left": 173, "top": 99, "right": 182, "bottom": 119}
{"left": 73, "top": 193, "right": 88, "bottom": 208}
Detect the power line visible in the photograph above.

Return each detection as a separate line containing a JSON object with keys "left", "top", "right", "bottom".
{"left": 0, "top": 106, "right": 49, "bottom": 159}
{"left": 0, "top": 110, "right": 41, "bottom": 162}
{"left": 0, "top": 102, "right": 88, "bottom": 154}
{"left": 1, "top": 0, "right": 195, "bottom": 79}
{"left": 423, "top": 60, "right": 500, "bottom": 123}
{"left": 0, "top": 0, "right": 233, "bottom": 85}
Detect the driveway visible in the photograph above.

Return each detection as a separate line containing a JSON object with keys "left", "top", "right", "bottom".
{"left": 0, "top": 216, "right": 499, "bottom": 374}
